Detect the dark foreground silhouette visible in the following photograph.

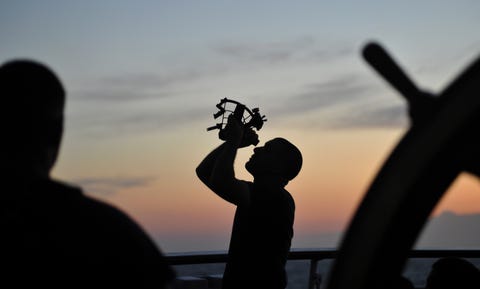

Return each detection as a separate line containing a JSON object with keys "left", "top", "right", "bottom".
{"left": 0, "top": 60, "right": 174, "bottom": 288}
{"left": 393, "top": 276, "right": 414, "bottom": 289}
{"left": 197, "top": 114, "right": 302, "bottom": 289}
{"left": 325, "top": 42, "right": 480, "bottom": 289}
{"left": 426, "top": 257, "right": 480, "bottom": 289}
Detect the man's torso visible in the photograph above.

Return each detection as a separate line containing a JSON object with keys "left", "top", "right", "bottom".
{"left": 223, "top": 181, "right": 295, "bottom": 289}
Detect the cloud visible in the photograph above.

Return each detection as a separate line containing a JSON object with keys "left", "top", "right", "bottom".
{"left": 268, "top": 74, "right": 376, "bottom": 118}
{"left": 72, "top": 86, "right": 169, "bottom": 103}
{"left": 99, "top": 70, "right": 202, "bottom": 92}
{"left": 64, "top": 36, "right": 359, "bottom": 137}
{"left": 68, "top": 72, "right": 407, "bottom": 136}
{"left": 416, "top": 211, "right": 480, "bottom": 248}
{"left": 71, "top": 70, "right": 203, "bottom": 102}
{"left": 214, "top": 37, "right": 353, "bottom": 65}
{"left": 66, "top": 100, "right": 209, "bottom": 138}
{"left": 66, "top": 72, "right": 215, "bottom": 137}
{"left": 63, "top": 37, "right": 389, "bottom": 136}
{"left": 292, "top": 75, "right": 372, "bottom": 110}
{"left": 215, "top": 37, "right": 314, "bottom": 64}
{"left": 217, "top": 43, "right": 293, "bottom": 64}
{"left": 260, "top": 73, "right": 410, "bottom": 130}
{"left": 329, "top": 103, "right": 408, "bottom": 129}
{"left": 74, "top": 176, "right": 155, "bottom": 195}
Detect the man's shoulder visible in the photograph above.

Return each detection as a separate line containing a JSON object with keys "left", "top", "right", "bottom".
{"left": 46, "top": 179, "right": 83, "bottom": 195}
{"left": 282, "top": 189, "right": 295, "bottom": 204}
{"left": 29, "top": 178, "right": 83, "bottom": 204}
{"left": 268, "top": 188, "right": 295, "bottom": 214}
{"left": 251, "top": 184, "right": 295, "bottom": 210}
{"left": 46, "top": 179, "right": 135, "bottom": 223}
{"left": 52, "top": 180, "right": 157, "bottom": 243}
{"left": 279, "top": 189, "right": 295, "bottom": 211}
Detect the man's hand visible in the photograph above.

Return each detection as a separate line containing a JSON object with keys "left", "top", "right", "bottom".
{"left": 221, "top": 114, "right": 243, "bottom": 145}
{"left": 240, "top": 128, "right": 259, "bottom": 147}
{"left": 221, "top": 114, "right": 258, "bottom": 148}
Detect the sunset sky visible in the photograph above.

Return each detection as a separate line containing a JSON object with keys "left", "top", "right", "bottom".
{"left": 1, "top": 1, "right": 480, "bottom": 253}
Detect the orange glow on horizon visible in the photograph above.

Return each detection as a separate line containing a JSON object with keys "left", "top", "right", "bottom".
{"left": 61, "top": 125, "right": 480, "bottom": 252}
{"left": 433, "top": 173, "right": 480, "bottom": 215}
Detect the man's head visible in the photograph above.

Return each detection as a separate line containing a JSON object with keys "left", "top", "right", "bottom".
{"left": 426, "top": 257, "right": 480, "bottom": 289}
{"left": 245, "top": 137, "right": 302, "bottom": 184}
{"left": 0, "top": 60, "right": 65, "bottom": 178}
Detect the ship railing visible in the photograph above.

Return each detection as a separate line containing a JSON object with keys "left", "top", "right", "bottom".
{"left": 166, "top": 249, "right": 480, "bottom": 289}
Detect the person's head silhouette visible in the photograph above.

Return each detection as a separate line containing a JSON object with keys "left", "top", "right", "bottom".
{"left": 0, "top": 60, "right": 65, "bottom": 179}
{"left": 245, "top": 137, "right": 302, "bottom": 185}
{"left": 426, "top": 257, "right": 480, "bottom": 289}
{"left": 0, "top": 59, "right": 176, "bottom": 289}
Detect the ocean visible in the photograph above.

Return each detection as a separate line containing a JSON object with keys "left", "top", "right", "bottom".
{"left": 172, "top": 256, "right": 480, "bottom": 289}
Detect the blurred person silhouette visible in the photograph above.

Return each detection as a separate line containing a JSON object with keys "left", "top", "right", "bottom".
{"left": 426, "top": 257, "right": 480, "bottom": 289}
{"left": 392, "top": 276, "right": 414, "bottom": 289}
{"left": 196, "top": 115, "right": 302, "bottom": 289}
{"left": 0, "top": 60, "right": 175, "bottom": 288}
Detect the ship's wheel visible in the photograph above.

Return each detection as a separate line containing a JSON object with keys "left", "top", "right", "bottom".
{"left": 325, "top": 42, "right": 480, "bottom": 289}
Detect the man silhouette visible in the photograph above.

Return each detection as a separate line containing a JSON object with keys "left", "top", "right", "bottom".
{"left": 426, "top": 257, "right": 480, "bottom": 289}
{"left": 196, "top": 115, "right": 302, "bottom": 289}
{"left": 0, "top": 60, "right": 174, "bottom": 288}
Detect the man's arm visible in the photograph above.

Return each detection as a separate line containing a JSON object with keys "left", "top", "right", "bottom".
{"left": 195, "top": 142, "right": 229, "bottom": 187}
{"left": 196, "top": 116, "right": 251, "bottom": 206}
